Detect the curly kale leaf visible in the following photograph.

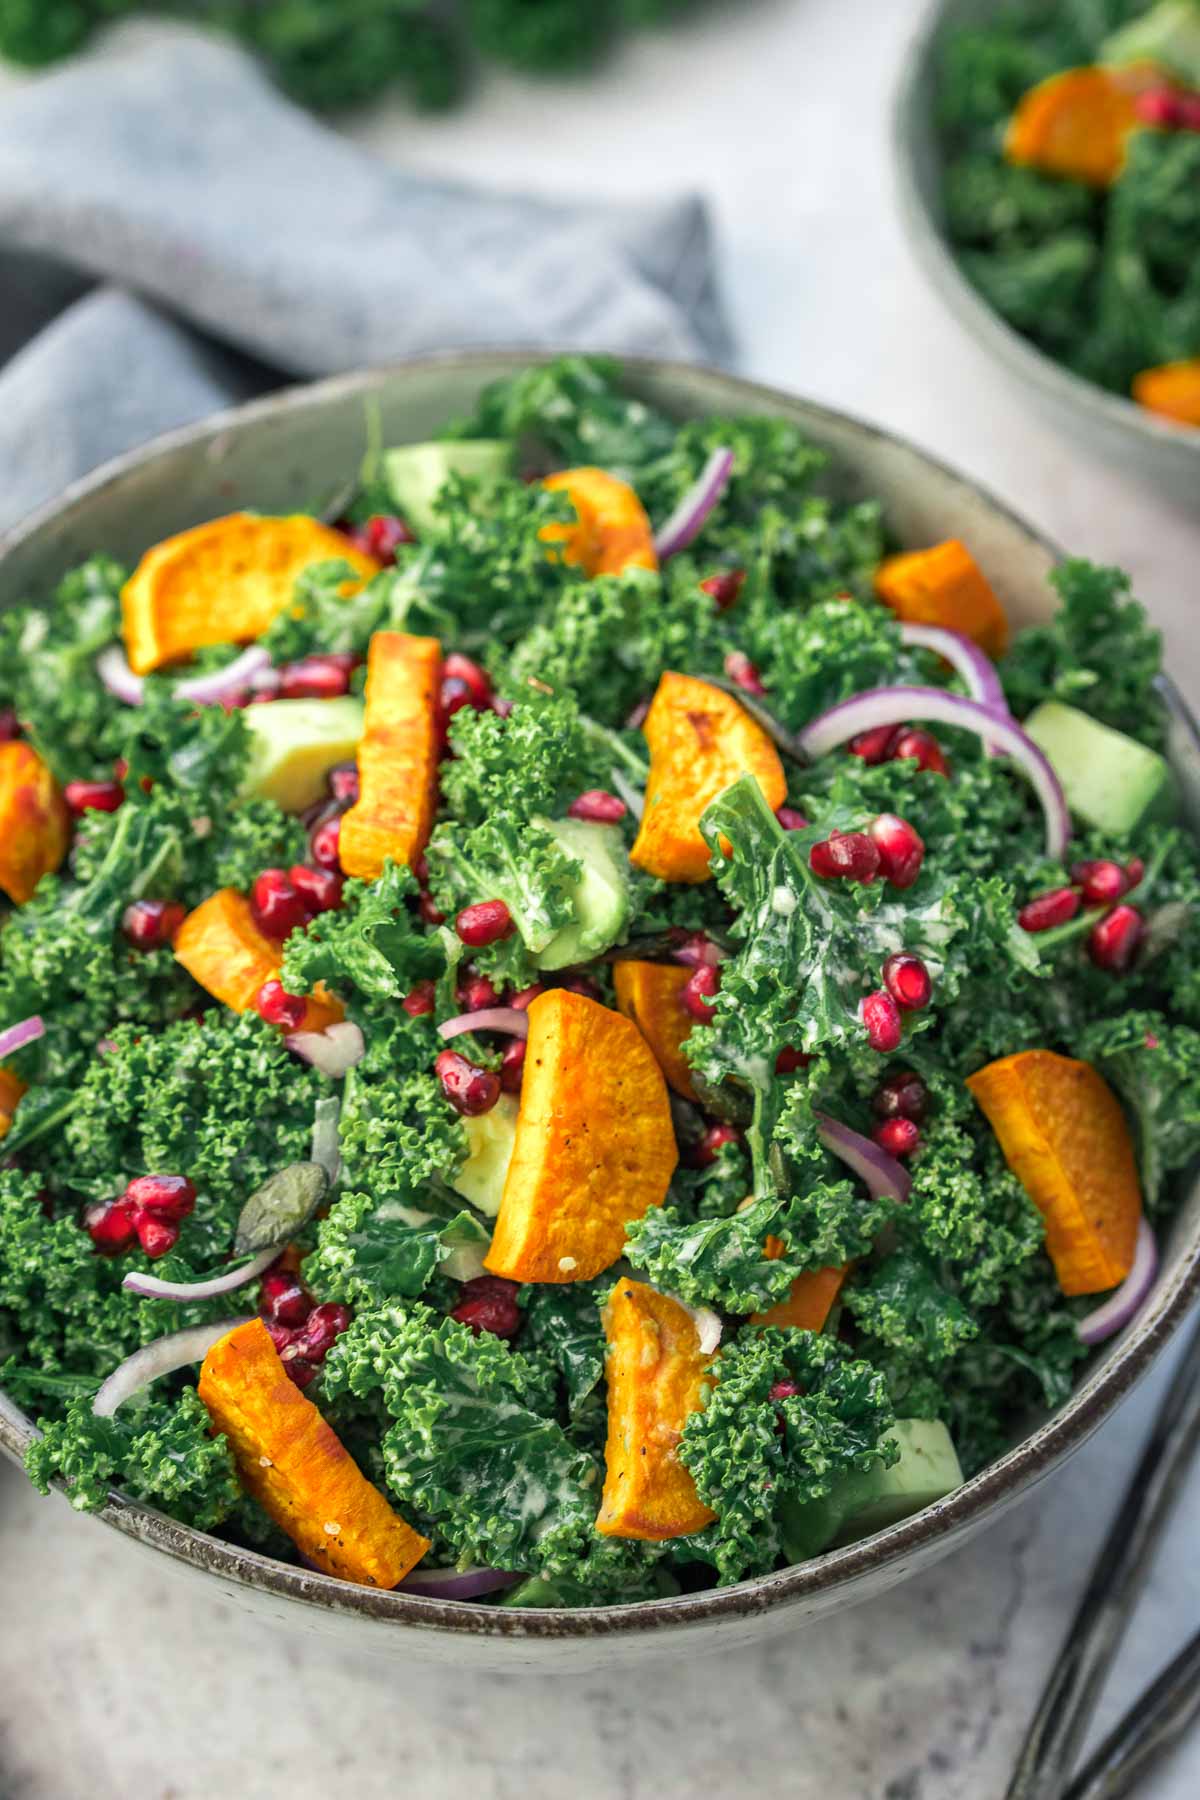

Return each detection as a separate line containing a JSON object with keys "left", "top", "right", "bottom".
{"left": 445, "top": 353, "right": 677, "bottom": 476}
{"left": 306, "top": 1187, "right": 486, "bottom": 1309}
{"left": 439, "top": 695, "right": 599, "bottom": 827}
{"left": 520, "top": 1279, "right": 607, "bottom": 1416}
{"left": 1079, "top": 1012, "right": 1200, "bottom": 1212}
{"left": 738, "top": 595, "right": 905, "bottom": 730}
{"left": 337, "top": 1066, "right": 465, "bottom": 1206}
{"left": 0, "top": 555, "right": 127, "bottom": 781}
{"left": 943, "top": 154, "right": 1097, "bottom": 249}
{"left": 281, "top": 860, "right": 438, "bottom": 1002}
{"left": 961, "top": 234, "right": 1099, "bottom": 351}
{"left": 26, "top": 1387, "right": 240, "bottom": 1526}
{"left": 425, "top": 814, "right": 578, "bottom": 982}
{"left": 258, "top": 560, "right": 397, "bottom": 663}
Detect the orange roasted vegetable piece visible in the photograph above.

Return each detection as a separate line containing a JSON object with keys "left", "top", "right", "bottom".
{"left": 613, "top": 960, "right": 699, "bottom": 1102}
{"left": 597, "top": 1278, "right": 716, "bottom": 1540}
{"left": 1005, "top": 65, "right": 1150, "bottom": 187}
{"left": 631, "top": 672, "right": 787, "bottom": 883}
{"left": 1133, "top": 360, "right": 1200, "bottom": 429}
{"left": 874, "top": 539, "right": 1009, "bottom": 659}
{"left": 967, "top": 1050, "right": 1142, "bottom": 1296}
{"left": 0, "top": 1068, "right": 27, "bottom": 1142}
{"left": 484, "top": 990, "right": 677, "bottom": 1283}
{"left": 173, "top": 889, "right": 343, "bottom": 1030}
{"left": 0, "top": 742, "right": 71, "bottom": 905}
{"left": 752, "top": 1254, "right": 849, "bottom": 1331}
{"left": 121, "top": 513, "right": 378, "bottom": 675}
{"left": 541, "top": 467, "right": 658, "bottom": 576}
{"left": 339, "top": 631, "right": 442, "bottom": 882}
{"left": 199, "top": 1320, "right": 429, "bottom": 1588}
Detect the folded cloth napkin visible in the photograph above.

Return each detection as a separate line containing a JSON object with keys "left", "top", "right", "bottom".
{"left": 0, "top": 30, "right": 732, "bottom": 534}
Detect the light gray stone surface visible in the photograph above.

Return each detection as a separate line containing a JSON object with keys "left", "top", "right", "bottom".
{"left": 1, "top": 2, "right": 1198, "bottom": 1796}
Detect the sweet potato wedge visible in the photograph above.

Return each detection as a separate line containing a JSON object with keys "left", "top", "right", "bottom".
{"left": 874, "top": 539, "right": 1009, "bottom": 659}
{"left": 173, "top": 888, "right": 343, "bottom": 1031}
{"left": 1133, "top": 359, "right": 1200, "bottom": 429}
{"left": 338, "top": 631, "right": 442, "bottom": 882}
{"left": 0, "top": 1068, "right": 27, "bottom": 1142}
{"left": 966, "top": 1050, "right": 1142, "bottom": 1295}
{"left": 1004, "top": 64, "right": 1148, "bottom": 188}
{"left": 541, "top": 467, "right": 658, "bottom": 576}
{"left": 484, "top": 989, "right": 677, "bottom": 1283}
{"left": 121, "top": 513, "right": 378, "bottom": 675}
{"left": 199, "top": 1319, "right": 429, "bottom": 1588}
{"left": 630, "top": 672, "right": 788, "bottom": 882}
{"left": 752, "top": 1256, "right": 849, "bottom": 1331}
{"left": 596, "top": 1277, "right": 716, "bottom": 1540}
{"left": 612, "top": 960, "right": 699, "bottom": 1102}
{"left": 0, "top": 742, "right": 71, "bottom": 906}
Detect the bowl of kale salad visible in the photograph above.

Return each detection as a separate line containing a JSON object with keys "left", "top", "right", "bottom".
{"left": 1, "top": 350, "right": 1199, "bottom": 1666}
{"left": 897, "top": 0, "right": 1200, "bottom": 496}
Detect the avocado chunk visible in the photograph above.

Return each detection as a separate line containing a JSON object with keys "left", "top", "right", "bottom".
{"left": 779, "top": 1419, "right": 964, "bottom": 1563}
{"left": 382, "top": 440, "right": 514, "bottom": 536}
{"left": 1103, "top": 0, "right": 1200, "bottom": 86}
{"left": 240, "top": 697, "right": 364, "bottom": 814}
{"left": 1023, "top": 700, "right": 1175, "bottom": 837}
{"left": 533, "top": 816, "right": 632, "bottom": 972}
{"left": 450, "top": 1093, "right": 519, "bottom": 1219}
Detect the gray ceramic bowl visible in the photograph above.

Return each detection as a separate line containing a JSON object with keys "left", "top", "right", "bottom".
{"left": 2, "top": 352, "right": 1199, "bottom": 1672}
{"left": 895, "top": 0, "right": 1200, "bottom": 505}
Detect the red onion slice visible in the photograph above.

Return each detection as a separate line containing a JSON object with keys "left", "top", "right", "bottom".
{"left": 96, "top": 643, "right": 272, "bottom": 708}
{"left": 652, "top": 447, "right": 735, "bottom": 561}
{"left": 799, "top": 686, "right": 1070, "bottom": 860}
{"left": 92, "top": 1316, "right": 252, "bottom": 1417}
{"left": 397, "top": 1566, "right": 521, "bottom": 1601}
{"left": 438, "top": 1007, "right": 529, "bottom": 1042}
{"left": 610, "top": 767, "right": 644, "bottom": 822}
{"left": 815, "top": 1111, "right": 911, "bottom": 1205}
{"left": 1077, "top": 1219, "right": 1158, "bottom": 1346}
{"left": 95, "top": 645, "right": 144, "bottom": 705}
{"left": 0, "top": 1014, "right": 44, "bottom": 1062}
{"left": 121, "top": 1246, "right": 279, "bottom": 1305}
{"left": 897, "top": 623, "right": 1007, "bottom": 713}
{"left": 284, "top": 1020, "right": 365, "bottom": 1078}
{"left": 672, "top": 1298, "right": 723, "bottom": 1355}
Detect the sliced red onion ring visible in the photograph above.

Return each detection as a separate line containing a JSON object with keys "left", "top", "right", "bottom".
{"left": 121, "top": 1245, "right": 279, "bottom": 1304}
{"left": 93, "top": 1316, "right": 252, "bottom": 1417}
{"left": 815, "top": 1111, "right": 911, "bottom": 1205}
{"left": 95, "top": 645, "right": 144, "bottom": 705}
{"left": 285, "top": 1020, "right": 365, "bottom": 1078}
{"left": 610, "top": 767, "right": 644, "bottom": 821}
{"left": 0, "top": 1014, "right": 44, "bottom": 1062}
{"left": 397, "top": 1566, "right": 521, "bottom": 1601}
{"left": 96, "top": 643, "right": 272, "bottom": 708}
{"left": 1077, "top": 1219, "right": 1158, "bottom": 1347}
{"left": 653, "top": 447, "right": 735, "bottom": 561}
{"left": 438, "top": 1007, "right": 529, "bottom": 1042}
{"left": 673, "top": 1298, "right": 723, "bottom": 1356}
{"left": 897, "top": 623, "right": 1007, "bottom": 714}
{"left": 799, "top": 686, "right": 1070, "bottom": 860}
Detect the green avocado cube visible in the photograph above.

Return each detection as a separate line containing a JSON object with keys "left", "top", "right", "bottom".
{"left": 1102, "top": 1, "right": 1200, "bottom": 87}
{"left": 382, "top": 440, "right": 514, "bottom": 536}
{"left": 779, "top": 1419, "right": 964, "bottom": 1563}
{"left": 1023, "top": 700, "right": 1175, "bottom": 837}
{"left": 240, "top": 697, "right": 364, "bottom": 814}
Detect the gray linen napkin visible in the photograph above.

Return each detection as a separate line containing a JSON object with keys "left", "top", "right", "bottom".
{"left": 0, "top": 30, "right": 732, "bottom": 533}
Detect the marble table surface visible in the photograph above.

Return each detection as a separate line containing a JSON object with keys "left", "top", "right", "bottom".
{"left": 2, "top": 2, "right": 1199, "bottom": 1796}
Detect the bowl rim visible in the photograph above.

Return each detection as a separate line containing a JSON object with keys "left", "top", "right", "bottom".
{"left": 2, "top": 347, "right": 1199, "bottom": 1642}
{"left": 892, "top": 0, "right": 1200, "bottom": 465}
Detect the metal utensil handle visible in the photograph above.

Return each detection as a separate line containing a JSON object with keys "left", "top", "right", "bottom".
{"left": 1006, "top": 1315, "right": 1200, "bottom": 1800}
{"left": 1062, "top": 1625, "right": 1200, "bottom": 1800}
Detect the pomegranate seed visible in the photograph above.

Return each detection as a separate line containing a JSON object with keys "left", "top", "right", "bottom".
{"left": 440, "top": 675, "right": 475, "bottom": 725}
{"left": 450, "top": 1275, "right": 522, "bottom": 1339}
{"left": 848, "top": 725, "right": 901, "bottom": 765}
{"left": 456, "top": 899, "right": 514, "bottom": 947}
{"left": 121, "top": 898, "right": 186, "bottom": 949}
{"left": 64, "top": 779, "right": 124, "bottom": 816}
{"left": 873, "top": 1117, "right": 921, "bottom": 1158}
{"left": 510, "top": 983, "right": 546, "bottom": 1011}
{"left": 869, "top": 814, "right": 925, "bottom": 890}
{"left": 1071, "top": 860, "right": 1129, "bottom": 907}
{"left": 882, "top": 953, "right": 932, "bottom": 1012}
{"left": 769, "top": 1379, "right": 802, "bottom": 1401}
{"left": 568, "top": 789, "right": 627, "bottom": 824}
{"left": 297, "top": 1302, "right": 352, "bottom": 1362}
{"left": 443, "top": 652, "right": 492, "bottom": 709}
{"left": 491, "top": 696, "right": 514, "bottom": 719}
{"left": 402, "top": 979, "right": 437, "bottom": 1016}
{"left": 260, "top": 1267, "right": 312, "bottom": 1329}
{"left": 278, "top": 657, "right": 351, "bottom": 701}
{"left": 458, "top": 972, "right": 502, "bottom": 1012}
{"left": 264, "top": 1320, "right": 294, "bottom": 1354}
{"left": 693, "top": 1122, "right": 743, "bottom": 1167}
{"left": 1018, "top": 887, "right": 1081, "bottom": 932}
{"left": 891, "top": 728, "right": 949, "bottom": 777}
{"left": 435, "top": 1048, "right": 501, "bottom": 1116}
{"left": 810, "top": 831, "right": 881, "bottom": 883}
{"left": 872, "top": 1071, "right": 929, "bottom": 1122}
{"left": 1088, "top": 904, "right": 1145, "bottom": 973}
{"left": 288, "top": 864, "right": 344, "bottom": 914}
{"left": 345, "top": 513, "right": 413, "bottom": 561}
{"left": 776, "top": 806, "right": 809, "bottom": 831}
{"left": 0, "top": 709, "right": 18, "bottom": 741}
{"left": 670, "top": 932, "right": 721, "bottom": 969}
{"left": 1126, "top": 857, "right": 1145, "bottom": 888}
{"left": 125, "top": 1174, "right": 196, "bottom": 1222}
{"left": 775, "top": 1047, "right": 811, "bottom": 1074}
{"left": 556, "top": 973, "right": 602, "bottom": 1002}
{"left": 700, "top": 568, "right": 746, "bottom": 610}
{"left": 282, "top": 1354, "right": 318, "bottom": 1389}
{"left": 84, "top": 1198, "right": 138, "bottom": 1254}
{"left": 724, "top": 650, "right": 766, "bottom": 696}
{"left": 1134, "top": 86, "right": 1181, "bottom": 126}
{"left": 862, "top": 989, "right": 903, "bottom": 1053}
{"left": 309, "top": 813, "right": 343, "bottom": 871}
{"left": 1174, "top": 92, "right": 1200, "bottom": 130}
{"left": 327, "top": 763, "right": 359, "bottom": 805}
{"left": 419, "top": 890, "right": 445, "bottom": 926}
{"left": 681, "top": 963, "right": 720, "bottom": 1024}
{"left": 500, "top": 1037, "right": 527, "bottom": 1092}
{"left": 251, "top": 869, "right": 312, "bottom": 939}
{"left": 255, "top": 980, "right": 307, "bottom": 1031}
{"left": 136, "top": 1216, "right": 180, "bottom": 1259}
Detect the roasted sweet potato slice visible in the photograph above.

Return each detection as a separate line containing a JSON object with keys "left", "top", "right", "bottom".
{"left": 199, "top": 1319, "right": 429, "bottom": 1588}
{"left": 1133, "top": 359, "right": 1200, "bottom": 428}
{"left": 630, "top": 672, "right": 788, "bottom": 883}
{"left": 874, "top": 539, "right": 1009, "bottom": 659}
{"left": 174, "top": 888, "right": 343, "bottom": 1031}
{"left": 613, "top": 960, "right": 699, "bottom": 1102}
{"left": 967, "top": 1050, "right": 1142, "bottom": 1295}
{"left": 484, "top": 989, "right": 677, "bottom": 1283}
{"left": 0, "top": 742, "right": 71, "bottom": 906}
{"left": 1004, "top": 65, "right": 1153, "bottom": 188}
{"left": 338, "top": 631, "right": 442, "bottom": 882}
{"left": 121, "top": 513, "right": 378, "bottom": 675}
{"left": 0, "top": 1068, "right": 27, "bottom": 1142}
{"left": 752, "top": 1256, "right": 849, "bottom": 1331}
{"left": 596, "top": 1278, "right": 716, "bottom": 1540}
{"left": 541, "top": 467, "right": 658, "bottom": 576}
